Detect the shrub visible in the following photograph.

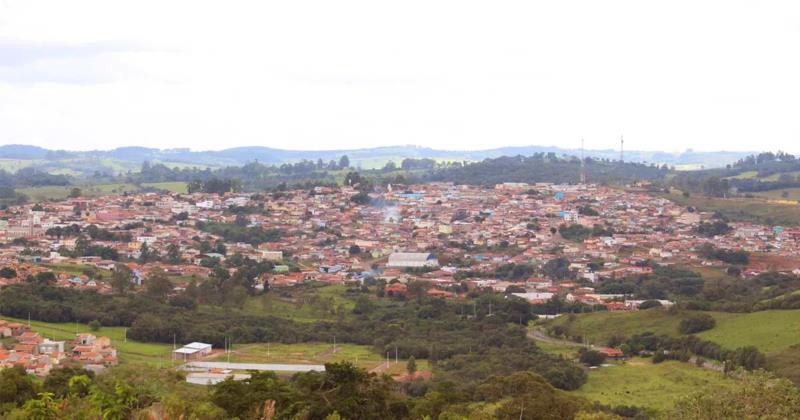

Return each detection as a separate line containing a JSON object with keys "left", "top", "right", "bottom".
{"left": 678, "top": 314, "right": 716, "bottom": 334}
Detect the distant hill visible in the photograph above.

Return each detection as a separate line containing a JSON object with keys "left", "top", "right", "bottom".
{"left": 0, "top": 143, "right": 755, "bottom": 176}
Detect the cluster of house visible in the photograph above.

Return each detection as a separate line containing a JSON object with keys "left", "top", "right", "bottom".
{"left": 1, "top": 182, "right": 799, "bottom": 309}
{"left": 0, "top": 320, "right": 117, "bottom": 376}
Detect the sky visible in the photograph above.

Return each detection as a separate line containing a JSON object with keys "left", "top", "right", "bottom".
{"left": 1, "top": 1, "right": 799, "bottom": 153}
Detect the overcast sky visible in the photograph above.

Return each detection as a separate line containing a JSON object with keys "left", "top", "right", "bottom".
{"left": 1, "top": 1, "right": 799, "bottom": 153}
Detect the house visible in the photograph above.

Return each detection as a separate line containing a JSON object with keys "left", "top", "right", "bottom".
{"left": 387, "top": 252, "right": 439, "bottom": 268}
{"left": 597, "top": 347, "right": 625, "bottom": 359}
{"left": 385, "top": 283, "right": 407, "bottom": 297}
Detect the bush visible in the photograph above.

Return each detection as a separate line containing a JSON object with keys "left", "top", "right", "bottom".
{"left": 638, "top": 300, "right": 663, "bottom": 310}
{"left": 678, "top": 314, "right": 716, "bottom": 334}
{"left": 579, "top": 349, "right": 606, "bottom": 367}
{"left": 88, "top": 320, "right": 101, "bottom": 331}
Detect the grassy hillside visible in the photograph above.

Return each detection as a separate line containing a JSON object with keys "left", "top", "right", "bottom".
{"left": 549, "top": 309, "right": 740, "bottom": 345}
{"left": 696, "top": 310, "right": 800, "bottom": 354}
{"left": 549, "top": 309, "right": 800, "bottom": 355}
{"left": 572, "top": 358, "right": 732, "bottom": 412}
{"left": 660, "top": 190, "right": 800, "bottom": 225}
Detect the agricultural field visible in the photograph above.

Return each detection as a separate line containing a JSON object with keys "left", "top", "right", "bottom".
{"left": 0, "top": 316, "right": 173, "bottom": 366}
{"left": 572, "top": 357, "right": 732, "bottom": 413}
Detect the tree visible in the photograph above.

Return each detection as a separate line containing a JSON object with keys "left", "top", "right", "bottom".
{"left": 542, "top": 257, "right": 574, "bottom": 280}
{"left": 32, "top": 271, "right": 56, "bottom": 285}
{"left": 0, "top": 365, "right": 39, "bottom": 408}
{"left": 406, "top": 356, "right": 417, "bottom": 376}
{"left": 43, "top": 367, "right": 94, "bottom": 398}
{"left": 18, "top": 392, "right": 59, "bottom": 420}
{"left": 0, "top": 267, "right": 17, "bottom": 279}
{"left": 678, "top": 314, "right": 716, "bottom": 334}
{"left": 145, "top": 268, "right": 173, "bottom": 300}
{"left": 69, "top": 187, "right": 82, "bottom": 198}
{"left": 110, "top": 264, "right": 133, "bottom": 295}
{"left": 638, "top": 300, "right": 663, "bottom": 310}
{"left": 578, "top": 349, "right": 606, "bottom": 367}
{"left": 339, "top": 155, "right": 350, "bottom": 169}
{"left": 166, "top": 243, "right": 182, "bottom": 264}
{"left": 138, "top": 242, "right": 153, "bottom": 263}
{"left": 88, "top": 320, "right": 101, "bottom": 331}
{"left": 348, "top": 245, "right": 362, "bottom": 255}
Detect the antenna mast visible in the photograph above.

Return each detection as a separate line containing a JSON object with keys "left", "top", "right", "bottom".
{"left": 620, "top": 135, "right": 624, "bottom": 162}
{"left": 580, "top": 138, "right": 586, "bottom": 184}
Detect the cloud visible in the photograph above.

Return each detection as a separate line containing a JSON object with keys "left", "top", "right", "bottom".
{"left": 0, "top": 40, "right": 152, "bottom": 84}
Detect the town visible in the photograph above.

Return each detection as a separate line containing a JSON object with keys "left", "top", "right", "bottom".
{"left": 2, "top": 178, "right": 800, "bottom": 418}
{"left": 0, "top": 181, "right": 793, "bottom": 299}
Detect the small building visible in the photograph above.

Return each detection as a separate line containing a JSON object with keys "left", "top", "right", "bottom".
{"left": 387, "top": 252, "right": 439, "bottom": 268}
{"left": 173, "top": 342, "right": 213, "bottom": 361}
{"left": 258, "top": 250, "right": 283, "bottom": 262}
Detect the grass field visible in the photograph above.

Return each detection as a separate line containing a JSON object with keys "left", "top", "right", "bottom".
{"left": 0, "top": 316, "right": 173, "bottom": 366}
{"left": 142, "top": 182, "right": 189, "bottom": 194}
{"left": 549, "top": 309, "right": 800, "bottom": 355}
{"left": 16, "top": 181, "right": 188, "bottom": 201}
{"left": 660, "top": 190, "right": 800, "bottom": 226}
{"left": 17, "top": 183, "right": 140, "bottom": 201}
{"left": 572, "top": 358, "right": 732, "bottom": 412}
{"left": 752, "top": 187, "right": 800, "bottom": 202}
{"left": 0, "top": 159, "right": 41, "bottom": 172}
{"left": 237, "top": 284, "right": 357, "bottom": 323}
{"left": 696, "top": 310, "right": 800, "bottom": 354}
{"left": 727, "top": 170, "right": 759, "bottom": 179}
{"left": 42, "top": 263, "right": 113, "bottom": 281}
{"left": 214, "top": 342, "right": 428, "bottom": 375}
